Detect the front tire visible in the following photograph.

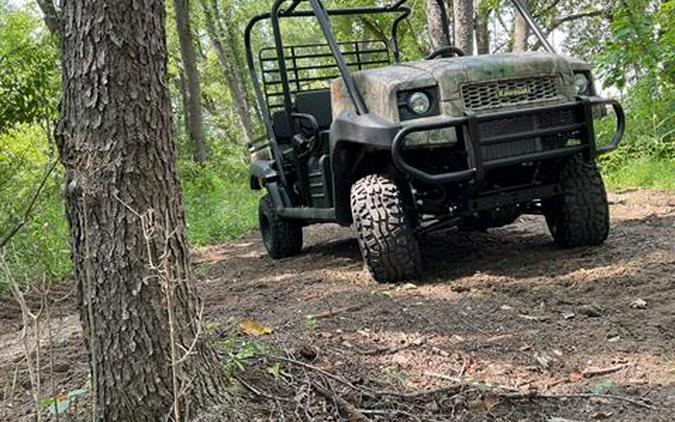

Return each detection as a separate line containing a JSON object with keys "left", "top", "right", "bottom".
{"left": 544, "top": 156, "right": 610, "bottom": 248}
{"left": 351, "top": 175, "right": 422, "bottom": 283}
{"left": 259, "top": 195, "right": 303, "bottom": 259}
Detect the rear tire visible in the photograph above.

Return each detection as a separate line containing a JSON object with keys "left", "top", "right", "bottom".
{"left": 544, "top": 156, "right": 610, "bottom": 248}
{"left": 351, "top": 175, "right": 422, "bottom": 283}
{"left": 259, "top": 195, "right": 303, "bottom": 259}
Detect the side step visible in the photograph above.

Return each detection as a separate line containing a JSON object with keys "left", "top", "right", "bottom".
{"left": 277, "top": 207, "right": 336, "bottom": 222}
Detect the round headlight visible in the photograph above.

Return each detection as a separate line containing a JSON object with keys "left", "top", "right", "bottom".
{"left": 408, "top": 92, "right": 431, "bottom": 115}
{"left": 574, "top": 73, "right": 590, "bottom": 95}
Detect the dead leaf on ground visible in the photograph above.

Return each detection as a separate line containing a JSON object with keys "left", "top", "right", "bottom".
{"left": 561, "top": 309, "right": 576, "bottom": 320}
{"left": 578, "top": 303, "right": 605, "bottom": 318}
{"left": 519, "top": 314, "right": 551, "bottom": 322}
{"left": 630, "top": 298, "right": 648, "bottom": 309}
{"left": 481, "top": 395, "right": 498, "bottom": 412}
{"left": 534, "top": 351, "right": 555, "bottom": 369}
{"left": 239, "top": 319, "right": 273, "bottom": 336}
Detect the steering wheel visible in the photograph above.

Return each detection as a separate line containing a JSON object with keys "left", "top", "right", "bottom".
{"left": 426, "top": 46, "right": 466, "bottom": 60}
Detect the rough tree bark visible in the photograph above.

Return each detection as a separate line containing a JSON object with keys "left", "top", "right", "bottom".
{"left": 35, "top": 0, "right": 61, "bottom": 38}
{"left": 425, "top": 0, "right": 448, "bottom": 51}
{"left": 200, "top": 0, "right": 257, "bottom": 146}
{"left": 475, "top": 0, "right": 490, "bottom": 54}
{"left": 173, "top": 0, "right": 208, "bottom": 163}
{"left": 55, "top": 0, "right": 242, "bottom": 420}
{"left": 513, "top": 0, "right": 529, "bottom": 52}
{"left": 453, "top": 0, "right": 475, "bottom": 54}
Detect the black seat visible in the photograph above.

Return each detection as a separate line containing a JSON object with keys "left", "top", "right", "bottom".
{"left": 271, "top": 89, "right": 333, "bottom": 142}
{"left": 295, "top": 89, "right": 332, "bottom": 130}
{"left": 272, "top": 111, "right": 292, "bottom": 141}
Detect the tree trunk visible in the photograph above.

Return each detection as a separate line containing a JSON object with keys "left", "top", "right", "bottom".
{"left": 178, "top": 67, "right": 192, "bottom": 139}
{"left": 55, "top": 1, "right": 241, "bottom": 420}
{"left": 513, "top": 0, "right": 529, "bottom": 52}
{"left": 475, "top": 0, "right": 490, "bottom": 54}
{"left": 453, "top": 0, "right": 475, "bottom": 55}
{"left": 425, "top": 0, "right": 448, "bottom": 51}
{"left": 35, "top": 0, "right": 61, "bottom": 38}
{"left": 201, "top": 0, "right": 257, "bottom": 146}
{"left": 173, "top": 0, "right": 208, "bottom": 163}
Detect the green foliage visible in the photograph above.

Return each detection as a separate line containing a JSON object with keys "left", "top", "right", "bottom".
{"left": 590, "top": 0, "right": 674, "bottom": 181}
{"left": 604, "top": 158, "right": 675, "bottom": 190}
{"left": 0, "top": 124, "right": 71, "bottom": 291}
{"left": 0, "top": 5, "right": 60, "bottom": 132}
{"left": 181, "top": 137, "right": 261, "bottom": 246}
{"left": 219, "top": 337, "right": 264, "bottom": 370}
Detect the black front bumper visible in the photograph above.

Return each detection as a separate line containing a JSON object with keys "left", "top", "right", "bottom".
{"left": 392, "top": 96, "right": 625, "bottom": 185}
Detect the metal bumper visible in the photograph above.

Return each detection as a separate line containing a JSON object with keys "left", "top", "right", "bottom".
{"left": 391, "top": 96, "right": 625, "bottom": 185}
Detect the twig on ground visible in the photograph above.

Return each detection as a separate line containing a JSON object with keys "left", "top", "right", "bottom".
{"left": 361, "top": 337, "right": 425, "bottom": 356}
{"left": 424, "top": 371, "right": 654, "bottom": 409}
{"left": 311, "top": 379, "right": 370, "bottom": 421}
{"left": 497, "top": 391, "right": 654, "bottom": 409}
{"left": 269, "top": 355, "right": 362, "bottom": 393}
{"left": 375, "top": 383, "right": 470, "bottom": 400}
{"left": 582, "top": 363, "right": 631, "bottom": 379}
{"left": 310, "top": 304, "right": 363, "bottom": 320}
{"left": 357, "top": 408, "right": 423, "bottom": 422}
{"left": 234, "top": 375, "right": 294, "bottom": 403}
{"left": 545, "top": 377, "right": 570, "bottom": 390}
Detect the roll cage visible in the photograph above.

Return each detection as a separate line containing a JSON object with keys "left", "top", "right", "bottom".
{"left": 244, "top": 0, "right": 555, "bottom": 154}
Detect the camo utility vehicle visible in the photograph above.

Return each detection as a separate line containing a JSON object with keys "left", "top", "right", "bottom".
{"left": 245, "top": 0, "right": 625, "bottom": 282}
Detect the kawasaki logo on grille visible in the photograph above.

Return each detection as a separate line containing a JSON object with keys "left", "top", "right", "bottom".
{"left": 496, "top": 86, "right": 532, "bottom": 98}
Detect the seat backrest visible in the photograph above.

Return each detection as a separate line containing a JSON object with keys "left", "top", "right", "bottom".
{"left": 272, "top": 111, "right": 291, "bottom": 141}
{"left": 295, "top": 90, "right": 332, "bottom": 130}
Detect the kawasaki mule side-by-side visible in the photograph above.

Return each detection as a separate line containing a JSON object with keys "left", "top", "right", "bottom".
{"left": 244, "top": 0, "right": 625, "bottom": 282}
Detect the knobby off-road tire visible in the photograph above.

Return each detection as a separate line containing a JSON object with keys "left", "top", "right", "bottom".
{"left": 544, "top": 156, "right": 610, "bottom": 248}
{"left": 351, "top": 175, "right": 422, "bottom": 283}
{"left": 259, "top": 195, "right": 303, "bottom": 259}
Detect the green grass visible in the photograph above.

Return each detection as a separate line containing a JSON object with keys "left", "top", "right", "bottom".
{"left": 183, "top": 170, "right": 261, "bottom": 247}
{"left": 603, "top": 158, "right": 675, "bottom": 190}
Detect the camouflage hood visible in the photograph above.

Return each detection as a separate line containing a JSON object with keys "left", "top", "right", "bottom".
{"left": 331, "top": 52, "right": 581, "bottom": 123}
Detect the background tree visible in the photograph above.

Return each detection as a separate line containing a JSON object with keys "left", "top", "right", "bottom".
{"left": 173, "top": 0, "right": 208, "bottom": 163}
{"left": 425, "top": 0, "right": 448, "bottom": 50}
{"left": 201, "top": 0, "right": 257, "bottom": 146}
{"left": 512, "top": 0, "right": 529, "bottom": 52}
{"left": 55, "top": 0, "right": 242, "bottom": 419}
{"left": 453, "top": 0, "right": 475, "bottom": 54}
{"left": 475, "top": 0, "right": 491, "bottom": 54}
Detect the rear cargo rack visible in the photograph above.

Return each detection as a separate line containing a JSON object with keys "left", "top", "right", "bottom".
{"left": 259, "top": 40, "right": 390, "bottom": 111}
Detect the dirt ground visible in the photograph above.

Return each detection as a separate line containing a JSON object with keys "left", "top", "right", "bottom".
{"left": 1, "top": 189, "right": 674, "bottom": 421}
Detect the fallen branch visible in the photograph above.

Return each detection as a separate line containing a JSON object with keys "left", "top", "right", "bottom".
{"left": 582, "top": 364, "right": 630, "bottom": 379}
{"left": 310, "top": 304, "right": 363, "bottom": 320}
{"left": 361, "top": 337, "right": 425, "bottom": 356}
{"left": 311, "top": 379, "right": 370, "bottom": 422}
{"left": 497, "top": 391, "right": 654, "bottom": 409}
{"left": 233, "top": 375, "right": 295, "bottom": 403}
{"left": 424, "top": 371, "right": 653, "bottom": 409}
{"left": 269, "top": 355, "right": 362, "bottom": 393}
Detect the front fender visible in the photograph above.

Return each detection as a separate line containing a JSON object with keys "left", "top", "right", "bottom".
{"left": 330, "top": 112, "right": 399, "bottom": 223}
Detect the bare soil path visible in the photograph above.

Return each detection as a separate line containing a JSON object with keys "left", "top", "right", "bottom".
{"left": 2, "top": 189, "right": 674, "bottom": 421}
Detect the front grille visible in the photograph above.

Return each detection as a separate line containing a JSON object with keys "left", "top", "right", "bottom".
{"left": 479, "top": 108, "right": 582, "bottom": 161}
{"left": 462, "top": 76, "right": 563, "bottom": 111}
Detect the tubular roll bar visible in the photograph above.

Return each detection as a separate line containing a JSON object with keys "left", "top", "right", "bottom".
{"left": 245, "top": 0, "right": 557, "bottom": 180}
{"left": 245, "top": 1, "right": 416, "bottom": 139}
